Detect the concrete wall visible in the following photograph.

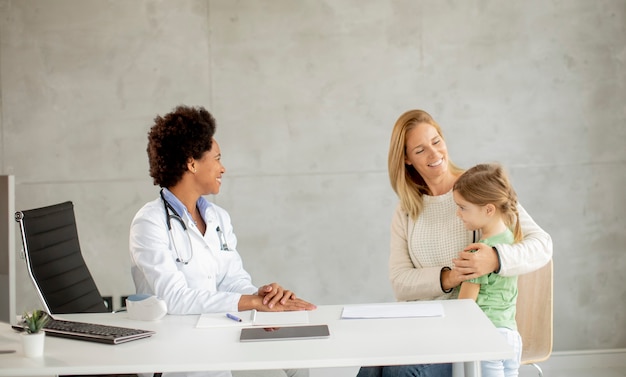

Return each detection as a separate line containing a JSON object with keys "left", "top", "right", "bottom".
{"left": 0, "top": 0, "right": 624, "bottom": 351}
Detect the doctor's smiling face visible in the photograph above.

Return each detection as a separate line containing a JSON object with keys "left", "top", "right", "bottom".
{"left": 192, "top": 138, "right": 225, "bottom": 196}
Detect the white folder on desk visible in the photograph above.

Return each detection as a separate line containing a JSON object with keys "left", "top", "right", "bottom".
{"left": 341, "top": 302, "right": 444, "bottom": 319}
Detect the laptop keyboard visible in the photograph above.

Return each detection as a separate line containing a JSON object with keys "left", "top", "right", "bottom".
{"left": 33, "top": 318, "right": 155, "bottom": 344}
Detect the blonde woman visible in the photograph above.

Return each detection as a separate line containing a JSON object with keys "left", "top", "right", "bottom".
{"left": 357, "top": 110, "right": 552, "bottom": 377}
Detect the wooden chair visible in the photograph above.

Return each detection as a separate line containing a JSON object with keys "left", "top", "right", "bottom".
{"left": 515, "top": 259, "right": 554, "bottom": 377}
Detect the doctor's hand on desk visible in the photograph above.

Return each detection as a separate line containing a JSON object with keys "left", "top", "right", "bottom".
{"left": 238, "top": 283, "right": 317, "bottom": 312}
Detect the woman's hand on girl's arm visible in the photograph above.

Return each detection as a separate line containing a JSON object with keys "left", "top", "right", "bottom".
{"left": 452, "top": 243, "right": 500, "bottom": 279}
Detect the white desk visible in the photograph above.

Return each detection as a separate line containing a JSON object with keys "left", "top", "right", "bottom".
{"left": 0, "top": 300, "right": 512, "bottom": 377}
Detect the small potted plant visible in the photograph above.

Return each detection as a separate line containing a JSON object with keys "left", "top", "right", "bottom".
{"left": 19, "top": 309, "right": 50, "bottom": 357}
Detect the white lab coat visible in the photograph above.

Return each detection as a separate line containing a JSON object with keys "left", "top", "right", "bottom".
{"left": 130, "top": 195, "right": 298, "bottom": 377}
{"left": 129, "top": 196, "right": 258, "bottom": 316}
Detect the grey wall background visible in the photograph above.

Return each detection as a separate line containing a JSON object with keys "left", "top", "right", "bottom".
{"left": 0, "top": 0, "right": 624, "bottom": 352}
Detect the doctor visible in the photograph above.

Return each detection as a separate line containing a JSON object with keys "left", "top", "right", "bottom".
{"left": 130, "top": 105, "right": 315, "bottom": 377}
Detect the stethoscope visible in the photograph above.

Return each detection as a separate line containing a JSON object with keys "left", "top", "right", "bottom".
{"left": 160, "top": 189, "right": 230, "bottom": 264}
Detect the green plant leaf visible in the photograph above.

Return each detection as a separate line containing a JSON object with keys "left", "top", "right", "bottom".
{"left": 21, "top": 309, "right": 50, "bottom": 334}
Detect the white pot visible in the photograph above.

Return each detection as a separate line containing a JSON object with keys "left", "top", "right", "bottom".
{"left": 21, "top": 331, "right": 45, "bottom": 358}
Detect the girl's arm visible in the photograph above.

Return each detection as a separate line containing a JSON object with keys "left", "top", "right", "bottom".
{"left": 457, "top": 282, "right": 480, "bottom": 300}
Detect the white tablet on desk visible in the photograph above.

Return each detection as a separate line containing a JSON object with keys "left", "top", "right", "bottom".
{"left": 240, "top": 324, "right": 330, "bottom": 342}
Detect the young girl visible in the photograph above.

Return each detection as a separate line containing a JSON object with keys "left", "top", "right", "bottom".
{"left": 453, "top": 163, "right": 523, "bottom": 377}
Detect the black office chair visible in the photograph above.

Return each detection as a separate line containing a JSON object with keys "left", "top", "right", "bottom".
{"left": 15, "top": 201, "right": 109, "bottom": 314}
{"left": 16, "top": 201, "right": 161, "bottom": 377}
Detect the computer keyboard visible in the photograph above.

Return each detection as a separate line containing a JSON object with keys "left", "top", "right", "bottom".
{"left": 13, "top": 318, "right": 155, "bottom": 345}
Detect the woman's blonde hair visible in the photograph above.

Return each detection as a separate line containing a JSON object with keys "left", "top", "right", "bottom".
{"left": 388, "top": 109, "right": 463, "bottom": 219}
{"left": 453, "top": 163, "right": 523, "bottom": 243}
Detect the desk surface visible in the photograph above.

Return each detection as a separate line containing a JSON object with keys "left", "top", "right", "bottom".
{"left": 0, "top": 300, "right": 512, "bottom": 376}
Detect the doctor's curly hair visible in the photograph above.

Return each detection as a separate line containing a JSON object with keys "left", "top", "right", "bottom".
{"left": 147, "top": 105, "right": 216, "bottom": 188}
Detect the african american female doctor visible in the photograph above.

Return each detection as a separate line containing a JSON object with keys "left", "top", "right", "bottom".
{"left": 129, "top": 105, "right": 315, "bottom": 377}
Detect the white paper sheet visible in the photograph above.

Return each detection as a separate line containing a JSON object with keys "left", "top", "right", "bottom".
{"left": 251, "top": 310, "right": 310, "bottom": 326}
{"left": 196, "top": 312, "right": 251, "bottom": 328}
{"left": 195, "top": 310, "right": 311, "bottom": 328}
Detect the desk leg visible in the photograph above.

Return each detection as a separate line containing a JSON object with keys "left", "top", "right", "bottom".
{"left": 463, "top": 361, "right": 481, "bottom": 377}
{"left": 452, "top": 362, "right": 464, "bottom": 377}
{"left": 452, "top": 362, "right": 482, "bottom": 377}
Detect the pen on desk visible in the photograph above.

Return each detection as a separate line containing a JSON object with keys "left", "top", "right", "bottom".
{"left": 0, "top": 349, "right": 16, "bottom": 354}
{"left": 226, "top": 313, "right": 242, "bottom": 322}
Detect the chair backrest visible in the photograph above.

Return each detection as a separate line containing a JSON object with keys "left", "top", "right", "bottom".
{"left": 515, "top": 258, "right": 553, "bottom": 365}
{"left": 15, "top": 201, "right": 108, "bottom": 314}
